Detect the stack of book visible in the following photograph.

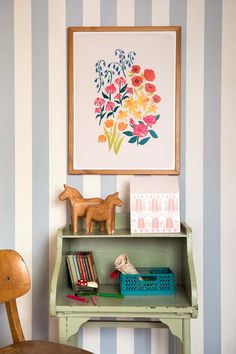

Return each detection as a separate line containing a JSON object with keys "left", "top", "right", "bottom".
{"left": 66, "top": 251, "right": 98, "bottom": 293}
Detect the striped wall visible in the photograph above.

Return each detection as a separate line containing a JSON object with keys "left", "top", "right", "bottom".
{"left": 0, "top": 0, "right": 235, "bottom": 353}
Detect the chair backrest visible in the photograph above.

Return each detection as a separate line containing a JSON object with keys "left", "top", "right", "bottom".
{"left": 0, "top": 250, "right": 31, "bottom": 343}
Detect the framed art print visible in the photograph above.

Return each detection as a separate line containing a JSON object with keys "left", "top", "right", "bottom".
{"left": 68, "top": 26, "right": 181, "bottom": 175}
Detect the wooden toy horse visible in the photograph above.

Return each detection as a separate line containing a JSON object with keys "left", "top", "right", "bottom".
{"left": 85, "top": 192, "right": 123, "bottom": 235}
{"left": 58, "top": 184, "right": 103, "bottom": 233}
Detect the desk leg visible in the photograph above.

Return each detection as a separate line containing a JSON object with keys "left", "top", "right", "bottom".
{"left": 59, "top": 317, "right": 90, "bottom": 346}
{"left": 182, "top": 319, "right": 191, "bottom": 354}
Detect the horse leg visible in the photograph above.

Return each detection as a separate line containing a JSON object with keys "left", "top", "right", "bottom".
{"left": 111, "top": 206, "right": 115, "bottom": 233}
{"left": 106, "top": 217, "right": 112, "bottom": 235}
{"left": 85, "top": 214, "right": 91, "bottom": 234}
{"left": 71, "top": 213, "right": 77, "bottom": 233}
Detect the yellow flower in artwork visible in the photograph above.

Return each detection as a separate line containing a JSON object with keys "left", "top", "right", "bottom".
{"left": 138, "top": 92, "right": 150, "bottom": 111}
{"left": 117, "top": 110, "right": 129, "bottom": 120}
{"left": 123, "top": 96, "right": 139, "bottom": 114}
{"left": 133, "top": 110, "right": 142, "bottom": 120}
{"left": 148, "top": 103, "right": 158, "bottom": 114}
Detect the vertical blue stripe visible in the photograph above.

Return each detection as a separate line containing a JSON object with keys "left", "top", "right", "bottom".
{"left": 135, "top": 0, "right": 152, "bottom": 25}
{"left": 101, "top": 176, "right": 117, "bottom": 199}
{"left": 134, "top": 328, "right": 151, "bottom": 354}
{"left": 0, "top": 0, "right": 15, "bottom": 250}
{"left": 66, "top": 0, "right": 84, "bottom": 195}
{"left": 204, "top": 1, "right": 222, "bottom": 354}
{"left": 0, "top": 2, "right": 15, "bottom": 346}
{"left": 100, "top": 328, "right": 117, "bottom": 354}
{"left": 32, "top": 0, "right": 49, "bottom": 340}
{"left": 66, "top": 0, "right": 83, "bottom": 27}
{"left": 101, "top": 0, "right": 117, "bottom": 26}
{"left": 170, "top": 0, "right": 187, "bottom": 221}
{"left": 168, "top": 330, "right": 176, "bottom": 354}
{"left": 100, "top": 0, "right": 117, "bottom": 204}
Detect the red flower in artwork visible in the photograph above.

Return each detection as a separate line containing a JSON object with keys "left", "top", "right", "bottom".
{"left": 145, "top": 83, "right": 156, "bottom": 93}
{"left": 143, "top": 115, "right": 157, "bottom": 127}
{"left": 105, "top": 84, "right": 116, "bottom": 95}
{"left": 131, "top": 65, "right": 141, "bottom": 74}
{"left": 133, "top": 123, "right": 148, "bottom": 138}
{"left": 94, "top": 97, "right": 105, "bottom": 107}
{"left": 131, "top": 76, "right": 143, "bottom": 87}
{"left": 144, "top": 69, "right": 156, "bottom": 81}
{"left": 152, "top": 95, "right": 161, "bottom": 103}
{"left": 105, "top": 101, "right": 115, "bottom": 111}
{"left": 115, "top": 77, "right": 126, "bottom": 87}
{"left": 127, "top": 87, "right": 133, "bottom": 95}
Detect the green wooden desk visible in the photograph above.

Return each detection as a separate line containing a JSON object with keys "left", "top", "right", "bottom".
{"left": 50, "top": 215, "right": 198, "bottom": 354}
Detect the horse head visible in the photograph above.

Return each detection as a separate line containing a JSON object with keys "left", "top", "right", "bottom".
{"left": 58, "top": 184, "right": 83, "bottom": 201}
{"left": 106, "top": 192, "right": 123, "bottom": 208}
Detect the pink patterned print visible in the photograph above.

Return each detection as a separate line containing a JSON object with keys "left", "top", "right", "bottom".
{"left": 138, "top": 217, "right": 145, "bottom": 229}
{"left": 152, "top": 217, "right": 159, "bottom": 229}
{"left": 166, "top": 217, "right": 174, "bottom": 229}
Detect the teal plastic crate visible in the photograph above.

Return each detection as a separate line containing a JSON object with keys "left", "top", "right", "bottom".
{"left": 120, "top": 267, "right": 176, "bottom": 296}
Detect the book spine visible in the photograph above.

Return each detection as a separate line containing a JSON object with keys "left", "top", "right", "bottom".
{"left": 67, "top": 255, "right": 77, "bottom": 291}
{"left": 73, "top": 255, "right": 80, "bottom": 280}
{"left": 88, "top": 251, "right": 98, "bottom": 283}
{"left": 78, "top": 253, "right": 87, "bottom": 280}
{"left": 66, "top": 256, "right": 74, "bottom": 288}
{"left": 84, "top": 252, "right": 93, "bottom": 281}
{"left": 87, "top": 252, "right": 96, "bottom": 281}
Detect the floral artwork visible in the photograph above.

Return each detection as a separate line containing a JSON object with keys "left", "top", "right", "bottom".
{"left": 93, "top": 49, "right": 161, "bottom": 154}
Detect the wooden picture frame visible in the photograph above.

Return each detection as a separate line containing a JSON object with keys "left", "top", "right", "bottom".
{"left": 68, "top": 26, "right": 181, "bottom": 175}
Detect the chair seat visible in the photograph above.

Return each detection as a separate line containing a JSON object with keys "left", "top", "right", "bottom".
{"left": 0, "top": 340, "right": 93, "bottom": 354}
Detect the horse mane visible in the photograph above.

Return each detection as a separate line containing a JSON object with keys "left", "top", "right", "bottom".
{"left": 66, "top": 185, "right": 83, "bottom": 199}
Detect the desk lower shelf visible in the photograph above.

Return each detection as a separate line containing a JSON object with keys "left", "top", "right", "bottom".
{"left": 55, "top": 284, "right": 196, "bottom": 317}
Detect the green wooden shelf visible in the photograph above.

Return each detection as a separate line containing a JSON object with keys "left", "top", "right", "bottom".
{"left": 50, "top": 214, "right": 198, "bottom": 353}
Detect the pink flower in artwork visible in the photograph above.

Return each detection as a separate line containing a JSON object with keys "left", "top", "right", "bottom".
{"left": 95, "top": 107, "right": 101, "bottom": 113}
{"left": 133, "top": 123, "right": 148, "bottom": 138}
{"left": 115, "top": 77, "right": 126, "bottom": 87}
{"left": 115, "top": 93, "right": 121, "bottom": 100}
{"left": 143, "top": 115, "right": 157, "bottom": 127}
{"left": 127, "top": 87, "right": 133, "bottom": 95}
{"left": 105, "top": 84, "right": 116, "bottom": 95}
{"left": 105, "top": 101, "right": 115, "bottom": 111}
{"left": 94, "top": 97, "right": 105, "bottom": 107}
{"left": 129, "top": 118, "right": 135, "bottom": 125}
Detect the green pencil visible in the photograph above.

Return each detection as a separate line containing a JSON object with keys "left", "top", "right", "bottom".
{"left": 96, "top": 292, "right": 124, "bottom": 298}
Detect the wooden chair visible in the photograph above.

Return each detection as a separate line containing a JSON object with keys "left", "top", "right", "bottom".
{"left": 0, "top": 249, "right": 93, "bottom": 354}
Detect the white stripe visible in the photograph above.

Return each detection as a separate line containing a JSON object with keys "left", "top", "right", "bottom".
{"left": 152, "top": 0, "right": 169, "bottom": 25}
{"left": 83, "top": 327, "right": 100, "bottom": 353}
{"left": 221, "top": 1, "right": 236, "bottom": 353}
{"left": 48, "top": 0, "right": 67, "bottom": 341}
{"left": 116, "top": 0, "right": 134, "bottom": 215}
{"left": 116, "top": 175, "right": 131, "bottom": 213}
{"left": 117, "top": 0, "right": 135, "bottom": 25}
{"left": 185, "top": 1, "right": 204, "bottom": 354}
{"left": 14, "top": 0, "right": 32, "bottom": 340}
{"left": 83, "top": 175, "right": 101, "bottom": 198}
{"left": 151, "top": 328, "right": 169, "bottom": 354}
{"left": 117, "top": 328, "right": 134, "bottom": 354}
{"left": 83, "top": 0, "right": 100, "bottom": 26}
